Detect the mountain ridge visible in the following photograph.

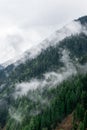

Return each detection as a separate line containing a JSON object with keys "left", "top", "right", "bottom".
{"left": 1, "top": 15, "right": 87, "bottom": 68}
{"left": 0, "top": 15, "right": 87, "bottom": 130}
{"left": 76, "top": 15, "right": 87, "bottom": 25}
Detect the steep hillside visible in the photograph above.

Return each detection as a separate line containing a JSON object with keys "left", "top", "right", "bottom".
{"left": 0, "top": 16, "right": 87, "bottom": 130}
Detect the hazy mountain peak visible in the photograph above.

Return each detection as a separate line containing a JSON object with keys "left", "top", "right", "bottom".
{"left": 76, "top": 15, "right": 87, "bottom": 25}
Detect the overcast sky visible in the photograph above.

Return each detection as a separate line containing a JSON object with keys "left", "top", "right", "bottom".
{"left": 0, "top": 0, "right": 87, "bottom": 64}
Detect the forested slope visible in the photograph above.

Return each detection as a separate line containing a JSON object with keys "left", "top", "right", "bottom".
{"left": 0, "top": 16, "right": 87, "bottom": 130}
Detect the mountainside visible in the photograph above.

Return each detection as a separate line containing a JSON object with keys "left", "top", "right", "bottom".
{"left": 0, "top": 16, "right": 87, "bottom": 130}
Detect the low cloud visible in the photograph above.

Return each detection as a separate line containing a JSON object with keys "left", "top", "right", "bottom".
{"left": 25, "top": 21, "right": 83, "bottom": 59}
{"left": 0, "top": 0, "right": 87, "bottom": 65}
{"left": 6, "top": 20, "right": 85, "bottom": 67}
{"left": 2, "top": 20, "right": 87, "bottom": 67}
{"left": 15, "top": 79, "right": 41, "bottom": 97}
{"left": 14, "top": 49, "right": 77, "bottom": 98}
{"left": 9, "top": 106, "right": 22, "bottom": 122}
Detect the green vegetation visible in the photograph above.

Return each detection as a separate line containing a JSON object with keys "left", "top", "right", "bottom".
{"left": 59, "top": 33, "right": 87, "bottom": 64}
{"left": 72, "top": 76, "right": 87, "bottom": 130}
{"left": 8, "top": 46, "right": 63, "bottom": 82}
{"left": 1, "top": 33, "right": 87, "bottom": 85}
{"left": 3, "top": 74, "right": 86, "bottom": 130}
{"left": 0, "top": 30, "right": 87, "bottom": 130}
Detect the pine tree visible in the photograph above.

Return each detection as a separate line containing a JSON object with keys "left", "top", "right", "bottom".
{"left": 78, "top": 122, "right": 84, "bottom": 130}
{"left": 83, "top": 111, "right": 87, "bottom": 129}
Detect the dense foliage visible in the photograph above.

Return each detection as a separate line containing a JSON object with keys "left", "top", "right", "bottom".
{"left": 0, "top": 17, "right": 87, "bottom": 130}
{"left": 0, "top": 74, "right": 85, "bottom": 130}
{"left": 1, "top": 33, "right": 87, "bottom": 85}
{"left": 59, "top": 33, "right": 87, "bottom": 64}
{"left": 72, "top": 75, "right": 87, "bottom": 130}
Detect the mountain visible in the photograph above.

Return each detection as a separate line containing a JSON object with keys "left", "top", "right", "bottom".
{"left": 0, "top": 65, "right": 4, "bottom": 70}
{"left": 0, "top": 16, "right": 87, "bottom": 130}
{"left": 76, "top": 15, "right": 87, "bottom": 25}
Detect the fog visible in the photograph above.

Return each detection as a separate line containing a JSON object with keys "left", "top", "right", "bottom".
{"left": 27, "top": 21, "right": 82, "bottom": 59}
{"left": 3, "top": 20, "right": 84, "bottom": 67}
{"left": 15, "top": 49, "right": 77, "bottom": 98}
{"left": 0, "top": 0, "right": 87, "bottom": 64}
{"left": 9, "top": 106, "right": 22, "bottom": 122}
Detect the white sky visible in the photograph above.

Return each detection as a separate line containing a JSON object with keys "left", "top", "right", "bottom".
{"left": 0, "top": 0, "right": 87, "bottom": 64}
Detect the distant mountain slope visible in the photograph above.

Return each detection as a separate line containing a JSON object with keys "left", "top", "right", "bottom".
{"left": 76, "top": 15, "right": 87, "bottom": 25}
{"left": 0, "top": 16, "right": 87, "bottom": 130}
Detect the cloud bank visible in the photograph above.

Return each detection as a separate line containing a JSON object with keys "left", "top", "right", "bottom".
{"left": 14, "top": 49, "right": 77, "bottom": 98}
{"left": 0, "top": 0, "right": 87, "bottom": 64}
